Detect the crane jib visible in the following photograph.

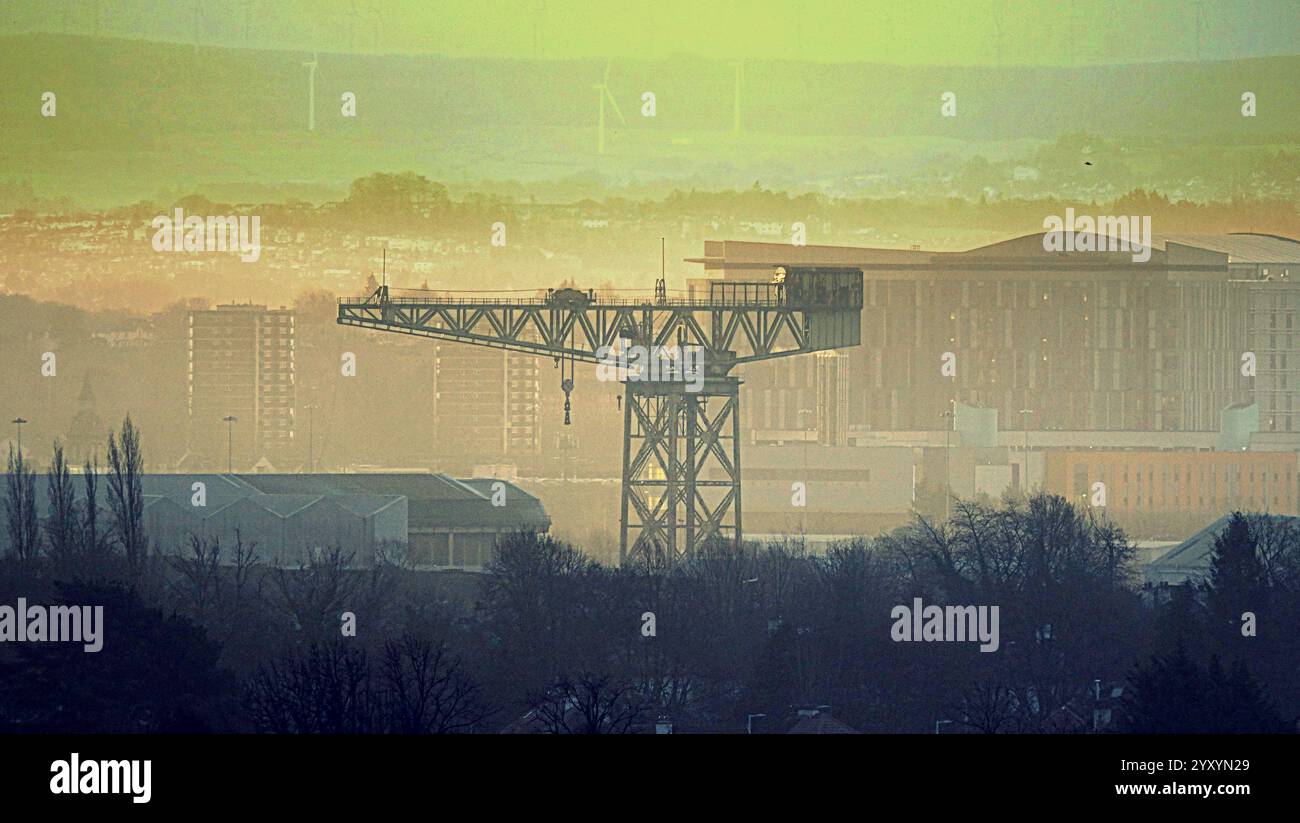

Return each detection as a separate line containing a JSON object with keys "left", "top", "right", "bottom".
{"left": 336, "top": 267, "right": 863, "bottom": 563}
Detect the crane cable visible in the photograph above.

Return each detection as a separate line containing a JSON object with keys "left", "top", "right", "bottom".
{"left": 560, "top": 324, "right": 575, "bottom": 426}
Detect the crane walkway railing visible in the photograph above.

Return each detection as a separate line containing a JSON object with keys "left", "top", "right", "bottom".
{"left": 337, "top": 294, "right": 790, "bottom": 309}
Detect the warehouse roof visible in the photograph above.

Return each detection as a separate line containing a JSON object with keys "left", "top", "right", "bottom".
{"left": 1154, "top": 233, "right": 1300, "bottom": 263}
{"left": 231, "top": 472, "right": 482, "bottom": 500}
{"left": 233, "top": 473, "right": 549, "bottom": 531}
{"left": 10, "top": 472, "right": 547, "bottom": 531}
{"left": 1145, "top": 512, "right": 1300, "bottom": 585}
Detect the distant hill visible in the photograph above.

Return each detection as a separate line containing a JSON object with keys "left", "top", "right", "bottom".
{"left": 1, "top": 34, "right": 1298, "bottom": 205}
{"left": 4, "top": 34, "right": 1299, "bottom": 141}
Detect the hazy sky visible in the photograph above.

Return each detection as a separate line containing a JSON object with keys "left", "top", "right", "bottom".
{"left": 3, "top": 0, "right": 1299, "bottom": 65}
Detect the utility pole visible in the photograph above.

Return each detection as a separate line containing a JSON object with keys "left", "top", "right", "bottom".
{"left": 11, "top": 417, "right": 28, "bottom": 457}
{"left": 222, "top": 415, "right": 237, "bottom": 473}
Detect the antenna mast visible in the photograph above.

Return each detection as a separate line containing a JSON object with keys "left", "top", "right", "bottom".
{"left": 656, "top": 237, "right": 666, "bottom": 304}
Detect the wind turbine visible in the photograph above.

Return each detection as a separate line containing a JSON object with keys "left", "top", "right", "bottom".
{"left": 593, "top": 61, "right": 626, "bottom": 155}
{"left": 533, "top": 0, "right": 547, "bottom": 57}
{"left": 193, "top": 0, "right": 203, "bottom": 52}
{"left": 366, "top": 4, "right": 382, "bottom": 51}
{"left": 346, "top": 0, "right": 360, "bottom": 51}
{"left": 1194, "top": 0, "right": 1207, "bottom": 61}
{"left": 731, "top": 60, "right": 744, "bottom": 134}
{"left": 303, "top": 52, "right": 319, "bottom": 131}
{"left": 992, "top": 2, "right": 1004, "bottom": 66}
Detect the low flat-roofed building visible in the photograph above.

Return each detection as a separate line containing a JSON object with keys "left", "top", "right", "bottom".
{"left": 737, "top": 444, "right": 915, "bottom": 535}
{"left": 1043, "top": 450, "right": 1299, "bottom": 517}
{"left": 231, "top": 473, "right": 550, "bottom": 570}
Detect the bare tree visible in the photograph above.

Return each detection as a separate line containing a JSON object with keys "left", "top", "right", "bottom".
{"left": 81, "top": 454, "right": 104, "bottom": 558}
{"left": 272, "top": 547, "right": 360, "bottom": 639}
{"left": 44, "top": 440, "right": 79, "bottom": 563}
{"left": 380, "top": 634, "right": 484, "bottom": 733}
{"left": 481, "top": 532, "right": 596, "bottom": 682}
{"left": 106, "top": 416, "right": 146, "bottom": 573}
{"left": 1247, "top": 512, "right": 1300, "bottom": 592}
{"left": 169, "top": 535, "right": 225, "bottom": 625}
{"left": 955, "top": 681, "right": 1017, "bottom": 734}
{"left": 525, "top": 674, "right": 646, "bottom": 734}
{"left": 244, "top": 642, "right": 376, "bottom": 733}
{"left": 4, "top": 445, "right": 40, "bottom": 562}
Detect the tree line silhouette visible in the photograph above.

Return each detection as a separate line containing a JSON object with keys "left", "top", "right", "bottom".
{"left": 1, "top": 420, "right": 1296, "bottom": 732}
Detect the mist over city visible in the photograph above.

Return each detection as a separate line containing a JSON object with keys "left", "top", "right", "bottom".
{"left": 0, "top": 3, "right": 1297, "bottom": 805}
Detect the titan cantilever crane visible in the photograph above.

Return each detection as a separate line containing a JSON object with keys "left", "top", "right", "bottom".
{"left": 337, "top": 267, "right": 863, "bottom": 565}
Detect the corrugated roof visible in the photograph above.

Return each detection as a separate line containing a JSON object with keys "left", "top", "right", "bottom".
{"left": 142, "top": 474, "right": 256, "bottom": 509}
{"left": 408, "top": 497, "right": 549, "bottom": 530}
{"left": 333, "top": 493, "right": 407, "bottom": 518}
{"left": 235, "top": 472, "right": 482, "bottom": 500}
{"left": 237, "top": 473, "right": 549, "bottom": 530}
{"left": 10, "top": 473, "right": 549, "bottom": 545}
{"left": 459, "top": 478, "right": 543, "bottom": 505}
{"left": 1155, "top": 233, "right": 1300, "bottom": 263}
{"left": 254, "top": 494, "right": 324, "bottom": 517}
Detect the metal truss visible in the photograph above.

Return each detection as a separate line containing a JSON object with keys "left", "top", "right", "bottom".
{"left": 337, "top": 272, "right": 862, "bottom": 563}
{"left": 620, "top": 377, "right": 741, "bottom": 567}
{"left": 337, "top": 294, "right": 814, "bottom": 366}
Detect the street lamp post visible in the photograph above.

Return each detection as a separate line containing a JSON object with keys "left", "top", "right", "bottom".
{"left": 798, "top": 407, "right": 813, "bottom": 536}
{"left": 747, "top": 713, "right": 767, "bottom": 735}
{"left": 11, "top": 417, "right": 28, "bottom": 457}
{"left": 935, "top": 719, "right": 954, "bottom": 735}
{"left": 1019, "top": 396, "right": 1034, "bottom": 492}
{"left": 303, "top": 403, "right": 319, "bottom": 473}
{"left": 222, "top": 415, "right": 237, "bottom": 473}
{"left": 940, "top": 400, "right": 955, "bottom": 521}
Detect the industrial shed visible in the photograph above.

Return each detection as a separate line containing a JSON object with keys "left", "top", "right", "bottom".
{"left": 7, "top": 472, "right": 547, "bottom": 571}
{"left": 232, "top": 473, "right": 550, "bottom": 570}
{"left": 141, "top": 478, "right": 407, "bottom": 566}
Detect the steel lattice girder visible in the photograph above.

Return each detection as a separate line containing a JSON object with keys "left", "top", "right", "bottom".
{"left": 335, "top": 275, "right": 863, "bottom": 567}
{"left": 337, "top": 300, "right": 831, "bottom": 365}
{"left": 620, "top": 377, "right": 742, "bottom": 566}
